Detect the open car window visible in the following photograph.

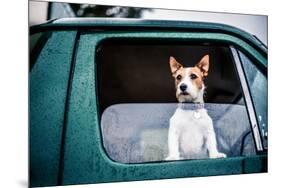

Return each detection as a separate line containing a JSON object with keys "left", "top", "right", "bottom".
{"left": 97, "top": 41, "right": 256, "bottom": 163}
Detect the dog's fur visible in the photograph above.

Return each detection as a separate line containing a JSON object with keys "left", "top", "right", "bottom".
{"left": 166, "top": 55, "right": 226, "bottom": 160}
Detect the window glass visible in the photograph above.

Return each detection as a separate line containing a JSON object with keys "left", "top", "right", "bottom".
{"left": 30, "top": 32, "right": 43, "bottom": 53}
{"left": 97, "top": 41, "right": 256, "bottom": 163}
{"left": 238, "top": 51, "right": 268, "bottom": 148}
{"left": 30, "top": 32, "right": 52, "bottom": 71}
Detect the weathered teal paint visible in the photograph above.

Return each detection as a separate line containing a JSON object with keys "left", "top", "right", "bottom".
{"left": 30, "top": 18, "right": 267, "bottom": 187}
{"left": 60, "top": 32, "right": 267, "bottom": 186}
{"left": 30, "top": 31, "right": 77, "bottom": 187}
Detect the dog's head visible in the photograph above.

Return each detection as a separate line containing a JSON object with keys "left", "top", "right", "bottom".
{"left": 169, "top": 55, "right": 209, "bottom": 103}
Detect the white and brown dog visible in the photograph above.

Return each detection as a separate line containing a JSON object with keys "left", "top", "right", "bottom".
{"left": 166, "top": 55, "right": 226, "bottom": 160}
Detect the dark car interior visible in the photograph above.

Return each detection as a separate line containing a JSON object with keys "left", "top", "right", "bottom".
{"left": 96, "top": 40, "right": 242, "bottom": 114}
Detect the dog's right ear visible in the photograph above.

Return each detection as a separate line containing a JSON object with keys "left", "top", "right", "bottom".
{"left": 169, "top": 56, "right": 183, "bottom": 75}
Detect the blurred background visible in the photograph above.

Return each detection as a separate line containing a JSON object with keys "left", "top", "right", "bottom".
{"left": 29, "top": 1, "right": 152, "bottom": 25}
{"left": 29, "top": 0, "right": 267, "bottom": 45}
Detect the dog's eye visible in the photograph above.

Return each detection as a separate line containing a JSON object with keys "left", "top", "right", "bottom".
{"left": 190, "top": 74, "right": 198, "bottom": 80}
{"left": 176, "top": 75, "right": 182, "bottom": 80}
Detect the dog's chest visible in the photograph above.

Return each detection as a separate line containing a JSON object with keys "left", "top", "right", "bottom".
{"left": 171, "top": 108, "right": 211, "bottom": 129}
{"left": 170, "top": 108, "right": 212, "bottom": 158}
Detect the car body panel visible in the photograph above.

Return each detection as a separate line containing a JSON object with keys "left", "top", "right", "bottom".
{"left": 60, "top": 32, "right": 267, "bottom": 185}
{"left": 29, "top": 18, "right": 267, "bottom": 187}
{"left": 30, "top": 31, "right": 77, "bottom": 187}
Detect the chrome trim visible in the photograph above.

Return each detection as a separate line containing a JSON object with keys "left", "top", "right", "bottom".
{"left": 230, "top": 46, "right": 263, "bottom": 152}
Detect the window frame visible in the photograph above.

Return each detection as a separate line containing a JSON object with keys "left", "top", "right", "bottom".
{"left": 237, "top": 49, "right": 268, "bottom": 150}
{"left": 230, "top": 46, "right": 264, "bottom": 152}
{"left": 93, "top": 32, "right": 266, "bottom": 157}
{"left": 61, "top": 30, "right": 267, "bottom": 185}
{"left": 96, "top": 40, "right": 260, "bottom": 163}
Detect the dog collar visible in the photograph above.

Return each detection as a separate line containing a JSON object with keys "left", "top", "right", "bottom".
{"left": 178, "top": 103, "right": 205, "bottom": 111}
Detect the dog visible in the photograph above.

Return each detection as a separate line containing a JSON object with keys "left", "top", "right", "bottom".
{"left": 165, "top": 55, "right": 226, "bottom": 160}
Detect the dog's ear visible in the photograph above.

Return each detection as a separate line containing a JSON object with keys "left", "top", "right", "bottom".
{"left": 169, "top": 56, "right": 183, "bottom": 75}
{"left": 196, "top": 54, "right": 209, "bottom": 77}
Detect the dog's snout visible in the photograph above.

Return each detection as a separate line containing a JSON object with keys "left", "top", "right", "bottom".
{"left": 180, "top": 84, "right": 187, "bottom": 91}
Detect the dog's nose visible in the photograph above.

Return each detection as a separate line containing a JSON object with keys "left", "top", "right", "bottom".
{"left": 180, "top": 84, "right": 187, "bottom": 91}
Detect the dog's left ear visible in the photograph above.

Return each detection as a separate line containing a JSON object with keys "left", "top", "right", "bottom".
{"left": 196, "top": 54, "right": 209, "bottom": 77}
{"left": 169, "top": 56, "right": 183, "bottom": 75}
